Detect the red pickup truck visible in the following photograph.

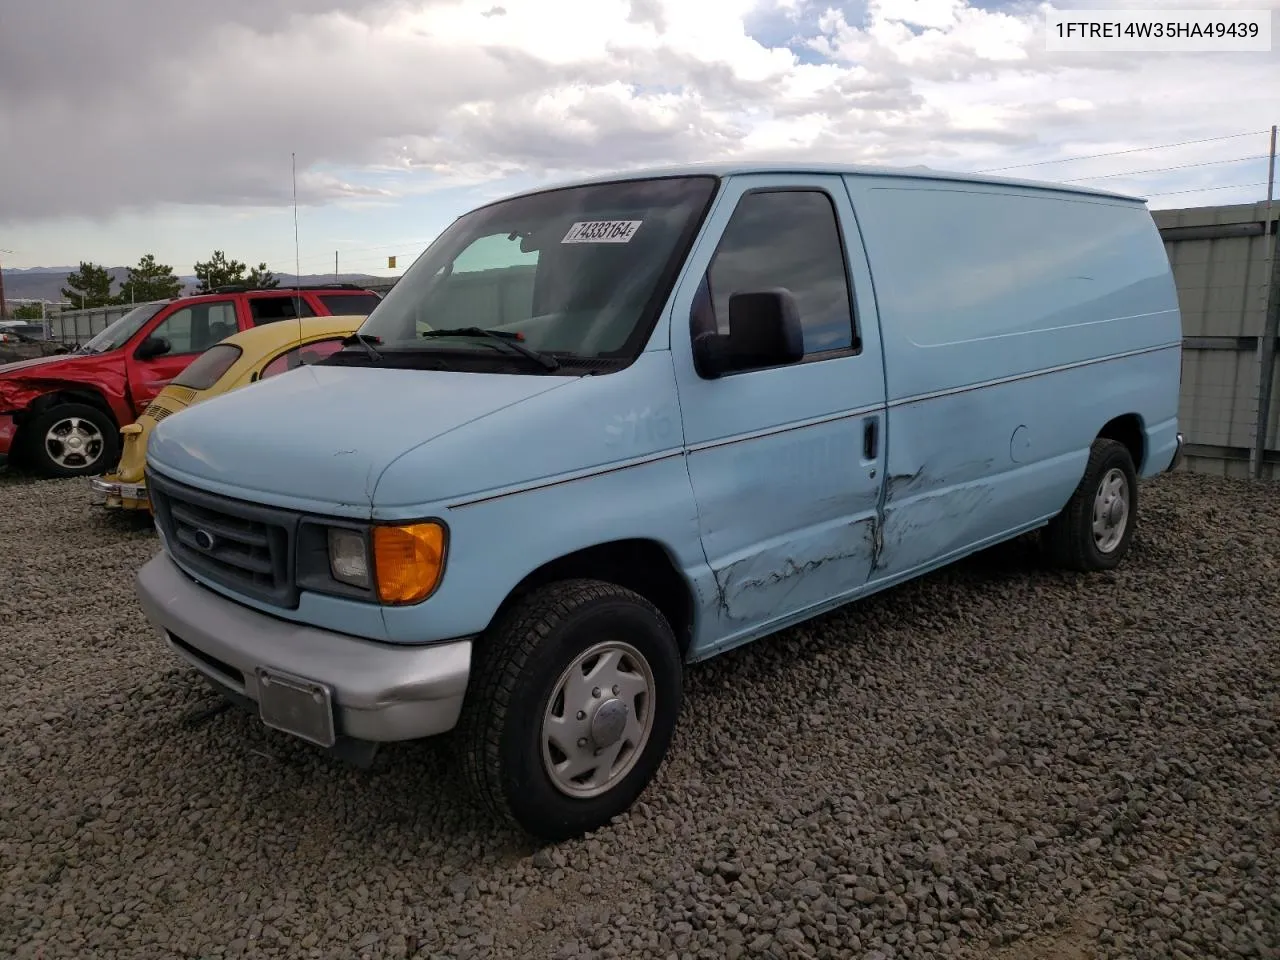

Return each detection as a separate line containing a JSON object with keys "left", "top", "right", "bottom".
{"left": 0, "top": 284, "right": 382, "bottom": 478}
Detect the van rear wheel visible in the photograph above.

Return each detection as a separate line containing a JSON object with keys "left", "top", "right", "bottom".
{"left": 457, "top": 579, "right": 683, "bottom": 844}
{"left": 1041, "top": 437, "right": 1139, "bottom": 572}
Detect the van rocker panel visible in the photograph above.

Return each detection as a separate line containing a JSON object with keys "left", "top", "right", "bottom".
{"left": 135, "top": 551, "right": 472, "bottom": 742}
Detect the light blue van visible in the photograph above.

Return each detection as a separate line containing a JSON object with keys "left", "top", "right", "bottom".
{"left": 135, "top": 162, "right": 1184, "bottom": 842}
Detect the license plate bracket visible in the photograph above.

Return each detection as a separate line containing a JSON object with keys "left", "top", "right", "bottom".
{"left": 256, "top": 669, "right": 337, "bottom": 748}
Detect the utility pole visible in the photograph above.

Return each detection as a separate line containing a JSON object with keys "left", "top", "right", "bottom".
{"left": 334, "top": 250, "right": 339, "bottom": 282}
{"left": 0, "top": 248, "right": 11, "bottom": 323}
{"left": 1250, "top": 125, "right": 1279, "bottom": 479}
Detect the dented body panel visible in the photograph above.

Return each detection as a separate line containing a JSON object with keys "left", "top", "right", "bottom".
{"left": 667, "top": 174, "right": 888, "bottom": 655}
{"left": 0, "top": 351, "right": 136, "bottom": 426}
{"left": 842, "top": 177, "right": 1182, "bottom": 585}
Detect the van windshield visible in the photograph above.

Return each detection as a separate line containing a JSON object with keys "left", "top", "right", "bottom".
{"left": 347, "top": 176, "right": 718, "bottom": 371}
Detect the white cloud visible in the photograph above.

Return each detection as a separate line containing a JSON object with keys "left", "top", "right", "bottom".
{"left": 0, "top": 0, "right": 1277, "bottom": 230}
{"left": 874, "top": 0, "right": 963, "bottom": 31}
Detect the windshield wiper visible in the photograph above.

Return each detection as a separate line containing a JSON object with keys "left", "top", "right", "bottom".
{"left": 420, "top": 327, "right": 560, "bottom": 371}
{"left": 341, "top": 332, "right": 383, "bottom": 362}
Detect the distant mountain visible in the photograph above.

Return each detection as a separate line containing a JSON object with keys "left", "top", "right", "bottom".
{"left": 1, "top": 267, "right": 130, "bottom": 304}
{"left": 2, "top": 267, "right": 386, "bottom": 306}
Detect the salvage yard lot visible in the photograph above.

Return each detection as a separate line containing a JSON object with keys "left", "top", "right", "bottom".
{"left": 1, "top": 470, "right": 1276, "bottom": 960}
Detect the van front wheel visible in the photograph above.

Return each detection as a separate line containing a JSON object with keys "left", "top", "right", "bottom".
{"left": 458, "top": 579, "right": 683, "bottom": 844}
{"left": 1042, "top": 437, "right": 1139, "bottom": 572}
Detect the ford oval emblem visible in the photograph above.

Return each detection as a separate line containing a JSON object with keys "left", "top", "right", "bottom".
{"left": 193, "top": 529, "right": 217, "bottom": 552}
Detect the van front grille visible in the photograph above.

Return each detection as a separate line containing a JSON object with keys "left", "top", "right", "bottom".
{"left": 147, "top": 469, "right": 299, "bottom": 608}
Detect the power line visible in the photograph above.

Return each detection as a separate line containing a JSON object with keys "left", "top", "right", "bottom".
{"left": 1062, "top": 154, "right": 1272, "bottom": 183}
{"left": 255, "top": 132, "right": 1275, "bottom": 273}
{"left": 166, "top": 129, "right": 1280, "bottom": 277}
{"left": 1146, "top": 180, "right": 1271, "bottom": 198}
{"left": 976, "top": 129, "right": 1272, "bottom": 173}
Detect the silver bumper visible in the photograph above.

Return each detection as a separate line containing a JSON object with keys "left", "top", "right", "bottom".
{"left": 1167, "top": 432, "right": 1184, "bottom": 472}
{"left": 134, "top": 551, "right": 472, "bottom": 744}
{"left": 88, "top": 476, "right": 147, "bottom": 501}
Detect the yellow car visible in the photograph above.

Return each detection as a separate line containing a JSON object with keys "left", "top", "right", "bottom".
{"left": 89, "top": 314, "right": 366, "bottom": 512}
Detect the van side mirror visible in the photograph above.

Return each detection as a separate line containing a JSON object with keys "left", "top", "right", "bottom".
{"left": 692, "top": 288, "right": 805, "bottom": 379}
{"left": 136, "top": 335, "right": 171, "bottom": 360}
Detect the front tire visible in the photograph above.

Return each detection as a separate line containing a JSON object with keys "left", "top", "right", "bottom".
{"left": 1041, "top": 438, "right": 1139, "bottom": 572}
{"left": 25, "top": 403, "right": 120, "bottom": 478}
{"left": 458, "top": 579, "right": 683, "bottom": 844}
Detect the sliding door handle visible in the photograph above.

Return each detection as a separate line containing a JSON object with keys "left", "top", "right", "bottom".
{"left": 863, "top": 417, "right": 879, "bottom": 460}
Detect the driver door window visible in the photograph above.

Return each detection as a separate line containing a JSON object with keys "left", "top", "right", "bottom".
{"left": 701, "top": 190, "right": 858, "bottom": 358}
{"left": 149, "top": 301, "right": 238, "bottom": 355}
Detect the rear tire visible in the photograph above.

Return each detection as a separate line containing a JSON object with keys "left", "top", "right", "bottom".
{"left": 457, "top": 579, "right": 683, "bottom": 844}
{"left": 1041, "top": 438, "right": 1138, "bottom": 572}
{"left": 25, "top": 403, "right": 120, "bottom": 479}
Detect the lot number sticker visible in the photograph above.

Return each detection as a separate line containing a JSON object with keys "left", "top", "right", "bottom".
{"left": 561, "top": 220, "right": 643, "bottom": 244}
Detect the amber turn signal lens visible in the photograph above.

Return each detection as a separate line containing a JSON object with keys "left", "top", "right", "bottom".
{"left": 372, "top": 522, "right": 446, "bottom": 604}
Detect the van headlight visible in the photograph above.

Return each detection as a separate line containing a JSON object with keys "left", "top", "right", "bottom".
{"left": 303, "top": 519, "right": 447, "bottom": 605}
{"left": 327, "top": 528, "right": 371, "bottom": 588}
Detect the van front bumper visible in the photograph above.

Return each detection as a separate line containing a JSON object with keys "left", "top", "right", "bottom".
{"left": 135, "top": 551, "right": 472, "bottom": 745}
{"left": 1167, "top": 432, "right": 1185, "bottom": 472}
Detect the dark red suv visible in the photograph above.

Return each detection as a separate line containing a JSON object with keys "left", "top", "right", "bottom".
{"left": 0, "top": 284, "right": 382, "bottom": 478}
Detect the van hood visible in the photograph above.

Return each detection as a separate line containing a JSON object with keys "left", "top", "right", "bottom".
{"left": 145, "top": 363, "right": 576, "bottom": 512}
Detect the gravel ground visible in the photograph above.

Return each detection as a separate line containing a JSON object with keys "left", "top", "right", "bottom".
{"left": 0, "top": 469, "right": 1276, "bottom": 960}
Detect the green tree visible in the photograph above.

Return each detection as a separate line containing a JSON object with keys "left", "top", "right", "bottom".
{"left": 194, "top": 250, "right": 247, "bottom": 292}
{"left": 194, "top": 250, "right": 281, "bottom": 292}
{"left": 246, "top": 262, "right": 280, "bottom": 289}
{"left": 12, "top": 302, "right": 44, "bottom": 320}
{"left": 116, "top": 253, "right": 182, "bottom": 304}
{"left": 60, "top": 262, "right": 115, "bottom": 308}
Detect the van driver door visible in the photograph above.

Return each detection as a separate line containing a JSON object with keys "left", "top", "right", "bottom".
{"left": 668, "top": 174, "right": 888, "bottom": 656}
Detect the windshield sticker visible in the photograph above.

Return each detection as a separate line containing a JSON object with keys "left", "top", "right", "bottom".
{"left": 561, "top": 220, "right": 643, "bottom": 244}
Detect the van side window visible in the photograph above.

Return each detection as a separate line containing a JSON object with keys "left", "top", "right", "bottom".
{"left": 702, "top": 190, "right": 856, "bottom": 357}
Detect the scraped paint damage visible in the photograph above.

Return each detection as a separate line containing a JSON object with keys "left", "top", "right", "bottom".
{"left": 877, "top": 481, "right": 996, "bottom": 573}
{"left": 712, "top": 517, "right": 877, "bottom": 622}
{"left": 872, "top": 457, "right": 1000, "bottom": 573}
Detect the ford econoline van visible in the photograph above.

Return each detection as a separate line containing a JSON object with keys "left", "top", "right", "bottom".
{"left": 134, "top": 163, "right": 1184, "bottom": 843}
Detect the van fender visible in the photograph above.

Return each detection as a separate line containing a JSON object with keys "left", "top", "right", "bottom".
{"left": 379, "top": 452, "right": 709, "bottom": 649}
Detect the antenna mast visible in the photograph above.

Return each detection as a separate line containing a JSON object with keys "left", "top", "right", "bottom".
{"left": 292, "top": 153, "right": 302, "bottom": 344}
{"left": 0, "top": 247, "right": 13, "bottom": 323}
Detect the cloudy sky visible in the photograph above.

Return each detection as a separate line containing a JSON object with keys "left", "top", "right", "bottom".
{"left": 1, "top": 0, "right": 1277, "bottom": 276}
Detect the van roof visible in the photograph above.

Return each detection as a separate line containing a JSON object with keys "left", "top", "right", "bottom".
{"left": 493, "top": 161, "right": 1143, "bottom": 204}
